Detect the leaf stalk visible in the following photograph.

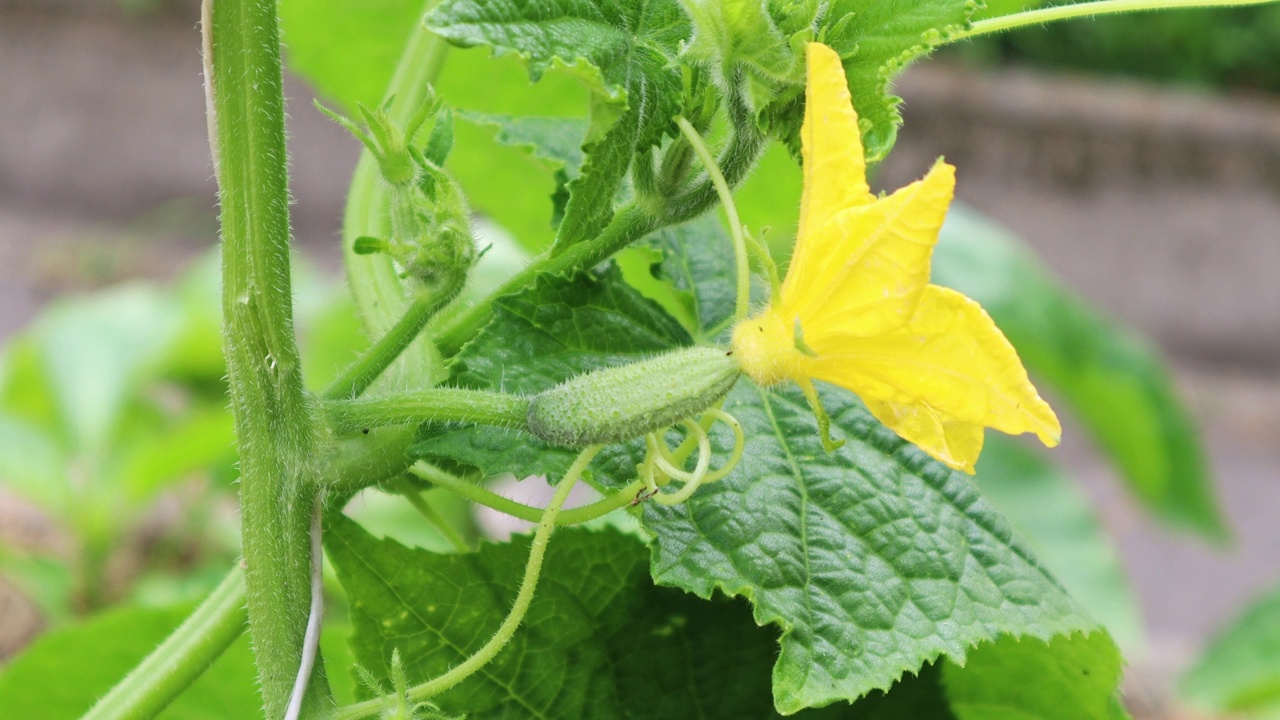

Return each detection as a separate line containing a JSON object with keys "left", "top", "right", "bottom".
{"left": 323, "top": 389, "right": 530, "bottom": 435}
{"left": 950, "top": 0, "right": 1280, "bottom": 41}
{"left": 412, "top": 461, "right": 646, "bottom": 526}
{"left": 675, "top": 116, "right": 751, "bottom": 322}
{"left": 80, "top": 568, "right": 246, "bottom": 720}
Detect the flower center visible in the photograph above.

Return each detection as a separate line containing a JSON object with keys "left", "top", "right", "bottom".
{"left": 731, "top": 310, "right": 807, "bottom": 387}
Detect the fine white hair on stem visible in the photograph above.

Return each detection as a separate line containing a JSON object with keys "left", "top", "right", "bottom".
{"left": 200, "top": 0, "right": 219, "bottom": 178}
{"left": 284, "top": 495, "right": 325, "bottom": 720}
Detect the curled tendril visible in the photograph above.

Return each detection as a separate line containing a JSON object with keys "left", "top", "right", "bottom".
{"left": 639, "top": 408, "right": 745, "bottom": 507}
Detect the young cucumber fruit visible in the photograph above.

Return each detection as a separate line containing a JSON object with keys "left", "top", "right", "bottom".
{"left": 528, "top": 347, "right": 741, "bottom": 447}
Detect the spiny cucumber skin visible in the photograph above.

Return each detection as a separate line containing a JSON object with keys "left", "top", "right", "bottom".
{"left": 528, "top": 347, "right": 741, "bottom": 447}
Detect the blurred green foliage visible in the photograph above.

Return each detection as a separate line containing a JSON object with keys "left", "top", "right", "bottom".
{"left": 957, "top": 5, "right": 1280, "bottom": 93}
{"left": 0, "top": 254, "right": 367, "bottom": 623}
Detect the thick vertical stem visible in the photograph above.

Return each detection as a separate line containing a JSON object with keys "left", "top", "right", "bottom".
{"left": 203, "top": 0, "right": 331, "bottom": 716}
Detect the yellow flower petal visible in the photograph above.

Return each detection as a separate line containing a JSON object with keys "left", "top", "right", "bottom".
{"left": 860, "top": 396, "right": 986, "bottom": 473}
{"left": 804, "top": 285, "right": 1062, "bottom": 466}
{"left": 731, "top": 41, "right": 1061, "bottom": 472}
{"left": 784, "top": 160, "right": 955, "bottom": 338}
{"left": 792, "top": 43, "right": 873, "bottom": 277}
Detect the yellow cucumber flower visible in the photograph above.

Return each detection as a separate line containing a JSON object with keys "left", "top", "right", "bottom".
{"left": 731, "top": 43, "right": 1061, "bottom": 474}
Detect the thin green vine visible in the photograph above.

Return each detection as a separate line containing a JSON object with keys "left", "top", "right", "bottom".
{"left": 412, "top": 462, "right": 646, "bottom": 526}
{"left": 950, "top": 0, "right": 1280, "bottom": 41}
{"left": 333, "top": 447, "right": 604, "bottom": 720}
{"left": 81, "top": 569, "right": 246, "bottom": 720}
{"left": 675, "top": 116, "right": 752, "bottom": 322}
{"left": 431, "top": 202, "right": 658, "bottom": 355}
{"left": 323, "top": 283, "right": 460, "bottom": 401}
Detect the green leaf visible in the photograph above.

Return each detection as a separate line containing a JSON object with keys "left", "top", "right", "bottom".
{"left": 459, "top": 112, "right": 590, "bottom": 231}
{"left": 0, "top": 413, "right": 67, "bottom": 514}
{"left": 641, "top": 214, "right": 740, "bottom": 341}
{"left": 1183, "top": 582, "right": 1280, "bottom": 714}
{"left": 427, "top": 0, "right": 690, "bottom": 249}
{"left": 942, "top": 632, "right": 1129, "bottom": 720}
{"left": 438, "top": 48, "right": 591, "bottom": 250}
{"left": 974, "top": 438, "right": 1143, "bottom": 652}
{"left": 764, "top": 0, "right": 975, "bottom": 162}
{"left": 461, "top": 112, "right": 589, "bottom": 178}
{"left": 111, "top": 406, "right": 237, "bottom": 503}
{"left": 641, "top": 381, "right": 1098, "bottom": 713}
{"left": 845, "top": 632, "right": 1128, "bottom": 719}
{"left": 412, "top": 266, "right": 690, "bottom": 479}
{"left": 450, "top": 264, "right": 690, "bottom": 392}
{"left": 278, "top": 0, "right": 428, "bottom": 111}
{"left": 326, "top": 517, "right": 844, "bottom": 718}
{"left": 0, "top": 602, "right": 260, "bottom": 720}
{"left": 933, "top": 205, "right": 1227, "bottom": 539}
{"left": 32, "top": 285, "right": 181, "bottom": 454}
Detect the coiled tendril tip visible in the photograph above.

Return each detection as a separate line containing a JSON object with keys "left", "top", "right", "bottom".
{"left": 636, "top": 408, "right": 744, "bottom": 507}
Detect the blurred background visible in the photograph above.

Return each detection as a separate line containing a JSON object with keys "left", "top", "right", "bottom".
{"left": 1, "top": 0, "right": 1278, "bottom": 716}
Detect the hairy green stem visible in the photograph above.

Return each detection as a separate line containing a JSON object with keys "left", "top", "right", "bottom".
{"left": 323, "top": 389, "right": 529, "bottom": 435}
{"left": 342, "top": 15, "right": 451, "bottom": 392}
{"left": 322, "top": 278, "right": 461, "bottom": 401}
{"left": 335, "top": 448, "right": 602, "bottom": 720}
{"left": 412, "top": 462, "right": 646, "bottom": 526}
{"left": 203, "top": 0, "right": 331, "bottom": 715}
{"left": 432, "top": 202, "right": 658, "bottom": 355}
{"left": 325, "top": 426, "right": 420, "bottom": 498}
{"left": 951, "top": 0, "right": 1280, "bottom": 40}
{"left": 392, "top": 478, "right": 473, "bottom": 552}
{"left": 664, "top": 81, "right": 765, "bottom": 223}
{"left": 430, "top": 69, "right": 765, "bottom": 358}
{"left": 81, "top": 568, "right": 246, "bottom": 720}
{"left": 675, "top": 116, "right": 751, "bottom": 322}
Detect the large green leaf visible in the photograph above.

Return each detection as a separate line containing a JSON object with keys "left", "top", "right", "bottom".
{"left": 764, "top": 0, "right": 975, "bottom": 162}
{"left": 933, "top": 206, "right": 1226, "bottom": 539}
{"left": 427, "top": 0, "right": 690, "bottom": 249}
{"left": 0, "top": 602, "right": 260, "bottom": 720}
{"left": 411, "top": 266, "right": 690, "bottom": 480}
{"left": 460, "top": 113, "right": 589, "bottom": 178}
{"left": 326, "top": 518, "right": 843, "bottom": 718}
{"left": 641, "top": 381, "right": 1099, "bottom": 713}
{"left": 974, "top": 438, "right": 1143, "bottom": 652}
{"left": 846, "top": 632, "right": 1128, "bottom": 720}
{"left": 942, "top": 631, "right": 1128, "bottom": 720}
{"left": 1183, "top": 582, "right": 1280, "bottom": 715}
{"left": 278, "top": 0, "right": 429, "bottom": 111}
{"left": 349, "top": 426, "right": 1128, "bottom": 718}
